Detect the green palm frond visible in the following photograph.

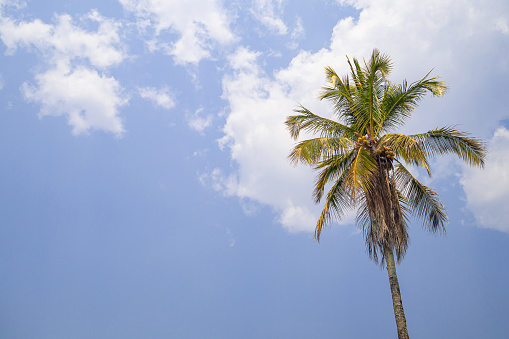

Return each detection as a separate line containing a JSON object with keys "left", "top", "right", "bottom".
{"left": 288, "top": 137, "right": 354, "bottom": 166}
{"left": 395, "top": 164, "right": 448, "bottom": 234}
{"left": 313, "top": 149, "right": 357, "bottom": 203}
{"left": 315, "top": 170, "right": 356, "bottom": 241}
{"left": 285, "top": 106, "right": 355, "bottom": 140}
{"left": 411, "top": 126, "right": 487, "bottom": 167}
{"left": 365, "top": 49, "right": 392, "bottom": 138}
{"left": 377, "top": 75, "right": 447, "bottom": 135}
{"left": 320, "top": 67, "right": 357, "bottom": 126}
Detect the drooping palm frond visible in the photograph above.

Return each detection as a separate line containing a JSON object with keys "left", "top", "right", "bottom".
{"left": 315, "top": 169, "right": 356, "bottom": 241}
{"left": 394, "top": 163, "right": 448, "bottom": 234}
{"left": 285, "top": 106, "right": 356, "bottom": 140}
{"left": 314, "top": 148, "right": 378, "bottom": 241}
{"left": 410, "top": 127, "right": 487, "bottom": 168}
{"left": 313, "top": 149, "right": 357, "bottom": 202}
{"left": 356, "top": 171, "right": 409, "bottom": 264}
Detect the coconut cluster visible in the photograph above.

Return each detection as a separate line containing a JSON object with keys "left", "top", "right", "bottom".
{"left": 381, "top": 146, "right": 395, "bottom": 160}
{"left": 358, "top": 135, "right": 370, "bottom": 147}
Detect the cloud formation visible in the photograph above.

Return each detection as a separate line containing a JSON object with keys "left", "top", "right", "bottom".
{"left": 0, "top": 10, "right": 127, "bottom": 136}
{"left": 22, "top": 65, "right": 127, "bottom": 136}
{"left": 138, "top": 86, "right": 175, "bottom": 110}
{"left": 461, "top": 127, "right": 509, "bottom": 232}
{"left": 119, "top": 0, "right": 236, "bottom": 64}
{"left": 251, "top": 0, "right": 288, "bottom": 35}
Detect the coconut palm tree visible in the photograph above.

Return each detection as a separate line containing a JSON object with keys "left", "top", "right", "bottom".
{"left": 285, "top": 49, "right": 486, "bottom": 339}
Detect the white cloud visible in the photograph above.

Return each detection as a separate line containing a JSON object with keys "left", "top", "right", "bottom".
{"left": 286, "top": 16, "right": 305, "bottom": 49}
{"left": 0, "top": 10, "right": 124, "bottom": 68}
{"left": 251, "top": 0, "right": 288, "bottom": 35}
{"left": 138, "top": 86, "right": 175, "bottom": 110}
{"left": 216, "top": 0, "right": 509, "bottom": 233}
{"left": 187, "top": 108, "right": 212, "bottom": 133}
{"left": 22, "top": 65, "right": 127, "bottom": 136}
{"left": 119, "top": 0, "right": 236, "bottom": 64}
{"left": 215, "top": 46, "right": 331, "bottom": 233}
{"left": 0, "top": 10, "right": 127, "bottom": 135}
{"left": 460, "top": 127, "right": 509, "bottom": 232}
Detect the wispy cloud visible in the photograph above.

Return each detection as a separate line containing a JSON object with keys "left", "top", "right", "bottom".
{"left": 119, "top": 0, "right": 236, "bottom": 65}
{"left": 138, "top": 86, "right": 175, "bottom": 110}
{"left": 251, "top": 0, "right": 288, "bottom": 35}
{"left": 187, "top": 107, "right": 212, "bottom": 133}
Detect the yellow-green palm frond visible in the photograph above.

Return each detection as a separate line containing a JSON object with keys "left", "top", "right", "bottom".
{"left": 377, "top": 75, "right": 448, "bottom": 135}
{"left": 366, "top": 48, "right": 393, "bottom": 79}
{"left": 315, "top": 170, "right": 356, "bottom": 241}
{"left": 395, "top": 163, "right": 448, "bottom": 234}
{"left": 411, "top": 126, "right": 487, "bottom": 167}
{"left": 288, "top": 137, "right": 354, "bottom": 166}
{"left": 378, "top": 133, "right": 431, "bottom": 175}
{"left": 285, "top": 106, "right": 355, "bottom": 140}
{"left": 343, "top": 147, "right": 378, "bottom": 194}
{"left": 313, "top": 149, "right": 357, "bottom": 203}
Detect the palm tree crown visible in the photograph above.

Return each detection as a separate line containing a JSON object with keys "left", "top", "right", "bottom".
{"left": 286, "top": 49, "right": 486, "bottom": 264}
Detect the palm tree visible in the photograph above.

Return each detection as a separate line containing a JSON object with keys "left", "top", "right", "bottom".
{"left": 285, "top": 49, "right": 486, "bottom": 339}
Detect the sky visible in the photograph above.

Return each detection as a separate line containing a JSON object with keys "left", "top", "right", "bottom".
{"left": 0, "top": 0, "right": 508, "bottom": 338}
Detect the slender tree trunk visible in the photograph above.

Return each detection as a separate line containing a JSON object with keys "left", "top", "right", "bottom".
{"left": 385, "top": 248, "right": 409, "bottom": 339}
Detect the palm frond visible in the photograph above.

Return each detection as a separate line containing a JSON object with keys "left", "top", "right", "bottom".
{"left": 395, "top": 163, "right": 448, "bottom": 234}
{"left": 378, "top": 133, "right": 431, "bottom": 174}
{"left": 377, "top": 75, "right": 447, "bottom": 135}
{"left": 313, "top": 149, "right": 357, "bottom": 202}
{"left": 288, "top": 137, "right": 354, "bottom": 166}
{"left": 343, "top": 147, "right": 378, "bottom": 194}
{"left": 411, "top": 126, "right": 487, "bottom": 167}
{"left": 285, "top": 106, "right": 355, "bottom": 140}
{"left": 320, "top": 66, "right": 357, "bottom": 126}
{"left": 315, "top": 170, "right": 356, "bottom": 241}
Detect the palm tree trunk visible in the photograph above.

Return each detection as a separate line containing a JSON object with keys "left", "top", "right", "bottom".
{"left": 385, "top": 247, "right": 409, "bottom": 339}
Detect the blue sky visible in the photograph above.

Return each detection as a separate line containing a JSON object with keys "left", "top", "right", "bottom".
{"left": 0, "top": 0, "right": 508, "bottom": 338}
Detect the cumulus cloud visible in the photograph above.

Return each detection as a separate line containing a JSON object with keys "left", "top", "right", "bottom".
{"left": 119, "top": 0, "right": 236, "bottom": 64}
{"left": 215, "top": 46, "right": 334, "bottom": 232}
{"left": 0, "top": 9, "right": 127, "bottom": 135}
{"left": 138, "top": 86, "right": 175, "bottom": 110}
{"left": 460, "top": 127, "right": 509, "bottom": 232}
{"left": 215, "top": 0, "right": 509, "bottom": 233}
{"left": 22, "top": 65, "right": 127, "bottom": 136}
{"left": 0, "top": 10, "right": 124, "bottom": 68}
